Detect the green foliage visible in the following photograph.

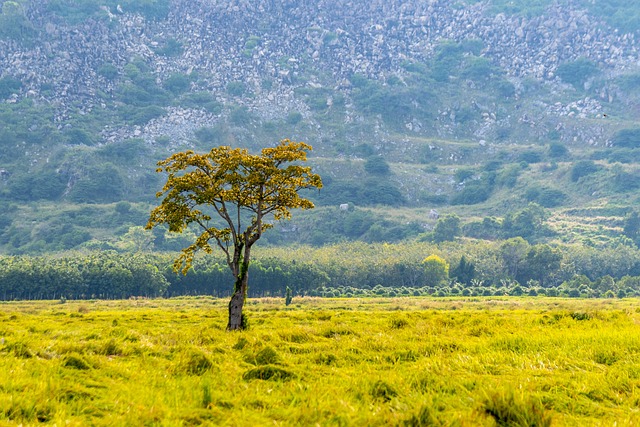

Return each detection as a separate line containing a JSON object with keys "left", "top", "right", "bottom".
{"left": 611, "top": 128, "right": 640, "bottom": 149}
{"left": 518, "top": 150, "right": 543, "bottom": 164}
{"left": 0, "top": 1, "right": 35, "bottom": 42}
{"left": 450, "top": 180, "right": 492, "bottom": 205}
{"left": 97, "top": 63, "right": 119, "bottom": 80}
{"left": 117, "top": 104, "right": 166, "bottom": 126}
{"left": 0, "top": 76, "right": 22, "bottom": 99}
{"left": 433, "top": 214, "right": 461, "bottom": 243}
{"left": 422, "top": 254, "right": 449, "bottom": 286}
{"left": 163, "top": 73, "right": 191, "bottom": 94}
{"left": 180, "top": 92, "right": 222, "bottom": 114}
{"left": 518, "top": 244, "right": 563, "bottom": 287}
{"left": 285, "top": 286, "right": 293, "bottom": 306}
{"left": 6, "top": 168, "right": 67, "bottom": 201}
{"left": 503, "top": 203, "right": 549, "bottom": 240}
{"left": 154, "top": 38, "right": 183, "bottom": 57}
{"left": 63, "top": 128, "right": 95, "bottom": 146}
{"left": 286, "top": 112, "right": 303, "bottom": 125}
{"left": 67, "top": 163, "right": 125, "bottom": 203}
{"left": 623, "top": 211, "right": 640, "bottom": 245}
{"left": 548, "top": 142, "right": 569, "bottom": 158}
{"left": 584, "top": 0, "right": 640, "bottom": 33}
{"left": 228, "top": 105, "right": 252, "bottom": 126}
{"left": 226, "top": 81, "right": 246, "bottom": 97}
{"left": 350, "top": 76, "right": 435, "bottom": 127}
{"left": 524, "top": 187, "right": 566, "bottom": 208}
{"left": 361, "top": 179, "right": 404, "bottom": 206}
{"left": 571, "top": 160, "right": 600, "bottom": 182}
{"left": 0, "top": 252, "right": 169, "bottom": 299}
{"left": 364, "top": 156, "right": 391, "bottom": 175}
{"left": 450, "top": 255, "right": 475, "bottom": 285}
{"left": 556, "top": 58, "right": 600, "bottom": 89}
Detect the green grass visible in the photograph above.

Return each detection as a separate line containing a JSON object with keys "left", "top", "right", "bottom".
{"left": 1, "top": 297, "right": 640, "bottom": 425}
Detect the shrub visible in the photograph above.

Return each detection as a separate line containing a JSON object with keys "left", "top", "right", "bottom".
{"left": 556, "top": 58, "right": 599, "bottom": 89}
{"left": 226, "top": 81, "right": 245, "bottom": 97}
{"left": 611, "top": 128, "right": 640, "bottom": 148}
{"left": 364, "top": 156, "right": 391, "bottom": 175}
{"left": 571, "top": 160, "right": 600, "bottom": 182}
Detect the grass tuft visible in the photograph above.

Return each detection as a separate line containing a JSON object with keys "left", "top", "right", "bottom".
{"left": 98, "top": 339, "right": 122, "bottom": 356}
{"left": 176, "top": 349, "right": 214, "bottom": 375}
{"left": 232, "top": 336, "right": 249, "bottom": 350}
{"left": 242, "top": 365, "right": 296, "bottom": 381}
{"left": 570, "top": 311, "right": 591, "bottom": 321}
{"left": 482, "top": 390, "right": 552, "bottom": 426}
{"left": 255, "top": 346, "right": 281, "bottom": 365}
{"left": 62, "top": 354, "right": 92, "bottom": 370}
{"left": 3, "top": 341, "right": 33, "bottom": 359}
{"left": 401, "top": 405, "right": 440, "bottom": 426}
{"left": 370, "top": 380, "right": 398, "bottom": 402}
{"left": 390, "top": 316, "right": 410, "bottom": 329}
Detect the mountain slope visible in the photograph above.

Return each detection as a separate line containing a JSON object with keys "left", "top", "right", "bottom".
{"left": 0, "top": 0, "right": 640, "bottom": 253}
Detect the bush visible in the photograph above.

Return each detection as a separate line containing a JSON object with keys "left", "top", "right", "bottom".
{"left": 97, "top": 63, "right": 118, "bottom": 80}
{"left": 0, "top": 76, "right": 22, "bottom": 99}
{"left": 611, "top": 128, "right": 640, "bottom": 148}
{"left": 154, "top": 38, "right": 183, "bottom": 56}
{"left": 433, "top": 214, "right": 461, "bottom": 243}
{"left": 571, "top": 160, "right": 600, "bottom": 182}
{"left": 364, "top": 156, "right": 391, "bottom": 175}
{"left": 163, "top": 73, "right": 191, "bottom": 94}
{"left": 556, "top": 58, "right": 599, "bottom": 89}
{"left": 226, "top": 81, "right": 245, "bottom": 97}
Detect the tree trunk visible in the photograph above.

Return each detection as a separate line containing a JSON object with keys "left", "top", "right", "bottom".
{"left": 227, "top": 262, "right": 249, "bottom": 330}
{"left": 227, "top": 289, "right": 245, "bottom": 330}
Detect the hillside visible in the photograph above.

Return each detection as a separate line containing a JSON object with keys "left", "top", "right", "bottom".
{"left": 1, "top": 0, "right": 640, "bottom": 253}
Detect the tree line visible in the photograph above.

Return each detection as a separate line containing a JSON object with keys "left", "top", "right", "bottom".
{"left": 1, "top": 239, "right": 640, "bottom": 300}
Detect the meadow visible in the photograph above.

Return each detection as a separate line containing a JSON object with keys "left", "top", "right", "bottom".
{"left": 1, "top": 297, "right": 639, "bottom": 426}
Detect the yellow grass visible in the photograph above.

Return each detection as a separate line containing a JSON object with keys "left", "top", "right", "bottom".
{"left": 1, "top": 297, "right": 639, "bottom": 426}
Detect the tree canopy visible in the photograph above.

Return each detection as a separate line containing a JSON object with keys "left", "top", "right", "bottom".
{"left": 146, "top": 139, "right": 322, "bottom": 329}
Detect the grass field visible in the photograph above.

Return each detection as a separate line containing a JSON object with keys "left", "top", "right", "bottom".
{"left": 1, "top": 297, "right": 640, "bottom": 426}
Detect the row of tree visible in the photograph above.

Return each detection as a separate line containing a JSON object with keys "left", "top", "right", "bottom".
{"left": 1, "top": 238, "right": 640, "bottom": 300}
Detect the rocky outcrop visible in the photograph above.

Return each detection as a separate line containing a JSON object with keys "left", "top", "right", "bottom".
{"left": 0, "top": 0, "right": 638, "bottom": 146}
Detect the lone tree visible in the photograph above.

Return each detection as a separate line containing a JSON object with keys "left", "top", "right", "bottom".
{"left": 146, "top": 140, "right": 322, "bottom": 330}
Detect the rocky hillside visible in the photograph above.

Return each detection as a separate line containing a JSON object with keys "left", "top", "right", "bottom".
{"left": 1, "top": 0, "right": 640, "bottom": 253}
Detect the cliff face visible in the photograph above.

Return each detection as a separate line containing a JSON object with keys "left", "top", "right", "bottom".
{"left": 0, "top": 0, "right": 638, "bottom": 149}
